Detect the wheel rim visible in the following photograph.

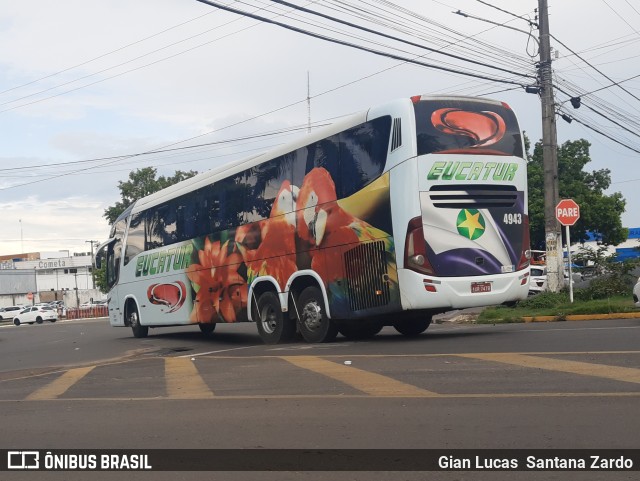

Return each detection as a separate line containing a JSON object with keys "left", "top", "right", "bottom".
{"left": 260, "top": 305, "right": 278, "bottom": 334}
{"left": 301, "top": 301, "right": 322, "bottom": 331}
{"left": 130, "top": 311, "right": 139, "bottom": 327}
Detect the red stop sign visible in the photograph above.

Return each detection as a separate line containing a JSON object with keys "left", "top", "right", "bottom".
{"left": 556, "top": 199, "right": 580, "bottom": 226}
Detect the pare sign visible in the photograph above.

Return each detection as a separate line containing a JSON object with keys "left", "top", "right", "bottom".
{"left": 556, "top": 199, "right": 580, "bottom": 226}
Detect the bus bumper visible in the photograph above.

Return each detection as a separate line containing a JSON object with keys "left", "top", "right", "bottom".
{"left": 397, "top": 268, "right": 530, "bottom": 311}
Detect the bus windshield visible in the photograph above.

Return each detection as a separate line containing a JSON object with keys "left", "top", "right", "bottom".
{"left": 414, "top": 97, "right": 523, "bottom": 157}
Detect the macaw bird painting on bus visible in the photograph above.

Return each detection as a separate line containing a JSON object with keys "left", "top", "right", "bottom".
{"left": 237, "top": 179, "right": 299, "bottom": 287}
{"left": 295, "top": 167, "right": 398, "bottom": 317}
{"left": 187, "top": 165, "right": 398, "bottom": 324}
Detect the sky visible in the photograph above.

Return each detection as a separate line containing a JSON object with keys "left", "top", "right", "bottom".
{"left": 1, "top": 0, "right": 639, "bottom": 257}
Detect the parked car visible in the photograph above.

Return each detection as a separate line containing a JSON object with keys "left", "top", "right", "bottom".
{"left": 0, "top": 306, "right": 23, "bottom": 320}
{"left": 13, "top": 306, "right": 58, "bottom": 326}
{"left": 80, "top": 300, "right": 106, "bottom": 308}
{"left": 529, "top": 265, "right": 548, "bottom": 295}
{"left": 634, "top": 277, "right": 640, "bottom": 308}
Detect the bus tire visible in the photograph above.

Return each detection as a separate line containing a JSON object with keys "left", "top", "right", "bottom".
{"left": 338, "top": 320, "right": 383, "bottom": 340}
{"left": 393, "top": 315, "right": 432, "bottom": 337}
{"left": 255, "top": 291, "right": 295, "bottom": 344}
{"left": 199, "top": 323, "right": 216, "bottom": 336}
{"left": 128, "top": 306, "right": 148, "bottom": 338}
{"left": 297, "top": 286, "right": 338, "bottom": 343}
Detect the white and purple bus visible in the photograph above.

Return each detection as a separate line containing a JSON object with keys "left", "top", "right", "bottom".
{"left": 97, "top": 94, "right": 530, "bottom": 343}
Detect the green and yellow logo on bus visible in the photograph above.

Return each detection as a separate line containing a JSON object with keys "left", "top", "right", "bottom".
{"left": 427, "top": 161, "right": 518, "bottom": 181}
{"left": 456, "top": 209, "right": 485, "bottom": 240}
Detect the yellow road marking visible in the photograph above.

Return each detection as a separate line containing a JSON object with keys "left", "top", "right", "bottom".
{"left": 26, "top": 366, "right": 95, "bottom": 400}
{"left": 457, "top": 353, "right": 640, "bottom": 384}
{"left": 281, "top": 356, "right": 438, "bottom": 397}
{"left": 165, "top": 358, "right": 214, "bottom": 399}
{"left": 7, "top": 392, "right": 640, "bottom": 402}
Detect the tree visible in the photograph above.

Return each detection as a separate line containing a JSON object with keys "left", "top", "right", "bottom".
{"left": 94, "top": 263, "right": 108, "bottom": 294}
{"left": 103, "top": 167, "right": 198, "bottom": 224}
{"left": 527, "top": 137, "right": 627, "bottom": 249}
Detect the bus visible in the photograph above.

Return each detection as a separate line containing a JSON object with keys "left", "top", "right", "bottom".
{"left": 96, "top": 94, "right": 530, "bottom": 344}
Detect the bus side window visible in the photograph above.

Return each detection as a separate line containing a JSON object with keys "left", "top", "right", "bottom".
{"left": 162, "top": 200, "right": 178, "bottom": 245}
{"left": 124, "top": 213, "right": 144, "bottom": 265}
{"left": 250, "top": 155, "right": 294, "bottom": 220}
{"left": 146, "top": 207, "right": 165, "bottom": 250}
{"left": 340, "top": 117, "right": 391, "bottom": 198}
{"left": 306, "top": 136, "right": 341, "bottom": 199}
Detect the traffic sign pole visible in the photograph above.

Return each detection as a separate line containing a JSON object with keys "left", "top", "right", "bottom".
{"left": 565, "top": 225, "right": 573, "bottom": 303}
{"left": 555, "top": 199, "right": 580, "bottom": 303}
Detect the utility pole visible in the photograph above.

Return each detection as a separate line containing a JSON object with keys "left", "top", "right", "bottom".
{"left": 537, "top": 0, "right": 564, "bottom": 292}
{"left": 86, "top": 240, "right": 97, "bottom": 290}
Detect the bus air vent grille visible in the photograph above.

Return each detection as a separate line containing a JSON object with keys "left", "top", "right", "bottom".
{"left": 428, "top": 184, "right": 517, "bottom": 209}
{"left": 391, "top": 117, "right": 402, "bottom": 151}
{"left": 344, "top": 240, "right": 390, "bottom": 311}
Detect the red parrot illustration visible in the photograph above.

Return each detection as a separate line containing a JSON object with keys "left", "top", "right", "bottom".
{"left": 296, "top": 167, "right": 390, "bottom": 283}
{"left": 236, "top": 180, "right": 299, "bottom": 287}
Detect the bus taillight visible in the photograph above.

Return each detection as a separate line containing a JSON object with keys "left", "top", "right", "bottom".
{"left": 517, "top": 216, "right": 531, "bottom": 271}
{"left": 404, "top": 216, "right": 435, "bottom": 275}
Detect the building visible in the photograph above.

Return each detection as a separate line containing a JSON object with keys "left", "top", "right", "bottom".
{"left": 0, "top": 250, "right": 103, "bottom": 308}
{"left": 577, "top": 227, "right": 640, "bottom": 261}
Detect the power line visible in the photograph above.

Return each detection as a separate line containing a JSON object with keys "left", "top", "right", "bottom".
{"left": 0, "top": 124, "right": 324, "bottom": 173}
{"left": 194, "top": 0, "right": 531, "bottom": 87}
{"left": 0, "top": 10, "right": 217, "bottom": 97}
{"left": 267, "top": 0, "right": 533, "bottom": 79}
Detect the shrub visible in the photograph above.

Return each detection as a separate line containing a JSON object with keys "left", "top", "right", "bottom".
{"left": 517, "top": 291, "right": 568, "bottom": 309}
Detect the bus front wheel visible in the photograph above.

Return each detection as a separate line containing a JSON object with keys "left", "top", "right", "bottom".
{"left": 393, "top": 315, "right": 432, "bottom": 337}
{"left": 128, "top": 307, "right": 148, "bottom": 338}
{"left": 297, "top": 286, "right": 338, "bottom": 343}
{"left": 255, "top": 291, "right": 295, "bottom": 344}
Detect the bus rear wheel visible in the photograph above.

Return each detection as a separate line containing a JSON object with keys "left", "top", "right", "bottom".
{"left": 128, "top": 307, "right": 148, "bottom": 338}
{"left": 297, "top": 286, "right": 338, "bottom": 343}
{"left": 255, "top": 291, "right": 295, "bottom": 344}
{"left": 393, "top": 315, "right": 432, "bottom": 337}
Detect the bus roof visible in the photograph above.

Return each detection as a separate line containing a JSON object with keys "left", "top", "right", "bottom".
{"left": 129, "top": 109, "right": 369, "bottom": 215}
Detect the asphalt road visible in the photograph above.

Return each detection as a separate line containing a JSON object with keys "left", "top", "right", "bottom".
{"left": 1, "top": 317, "right": 639, "bottom": 481}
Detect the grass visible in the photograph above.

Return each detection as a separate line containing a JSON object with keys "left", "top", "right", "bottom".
{"left": 477, "top": 292, "right": 638, "bottom": 324}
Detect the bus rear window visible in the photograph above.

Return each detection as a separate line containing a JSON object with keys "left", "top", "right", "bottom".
{"left": 414, "top": 98, "right": 523, "bottom": 157}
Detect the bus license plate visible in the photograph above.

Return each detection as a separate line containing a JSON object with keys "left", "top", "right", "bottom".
{"left": 471, "top": 282, "right": 492, "bottom": 293}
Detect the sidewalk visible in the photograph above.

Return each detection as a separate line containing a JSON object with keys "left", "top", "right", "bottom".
{"left": 433, "top": 308, "right": 640, "bottom": 324}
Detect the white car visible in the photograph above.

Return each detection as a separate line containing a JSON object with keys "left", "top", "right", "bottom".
{"left": 634, "top": 277, "right": 640, "bottom": 308}
{"left": 0, "top": 306, "right": 23, "bottom": 320}
{"left": 13, "top": 306, "right": 58, "bottom": 326}
{"left": 529, "top": 265, "right": 548, "bottom": 295}
{"left": 80, "top": 299, "right": 107, "bottom": 307}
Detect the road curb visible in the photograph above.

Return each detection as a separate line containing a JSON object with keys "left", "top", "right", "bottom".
{"left": 522, "top": 312, "right": 640, "bottom": 322}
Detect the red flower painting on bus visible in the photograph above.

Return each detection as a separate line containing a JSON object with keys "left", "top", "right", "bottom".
{"left": 431, "top": 108, "right": 506, "bottom": 150}
{"left": 186, "top": 237, "right": 247, "bottom": 323}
